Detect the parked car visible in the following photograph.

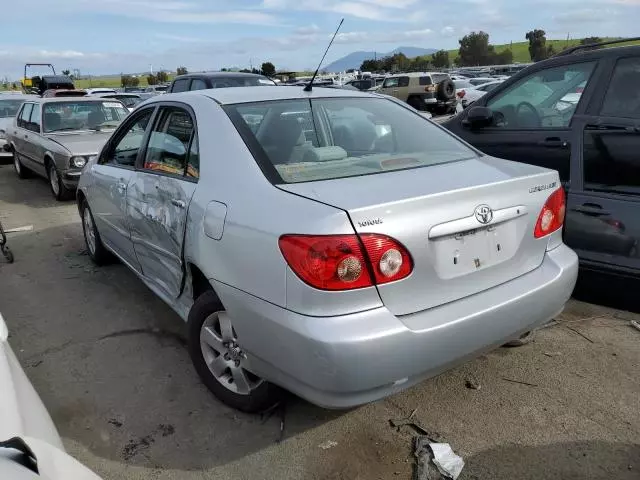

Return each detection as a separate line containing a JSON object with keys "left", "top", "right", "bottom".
{"left": 167, "top": 72, "right": 276, "bottom": 93}
{"left": 96, "top": 92, "right": 143, "bottom": 112}
{"left": 345, "top": 77, "right": 386, "bottom": 91}
{"left": 0, "top": 313, "right": 102, "bottom": 479}
{"left": 457, "top": 80, "right": 505, "bottom": 108}
{"left": 85, "top": 88, "right": 117, "bottom": 95}
{"left": 444, "top": 39, "right": 640, "bottom": 278}
{"left": 0, "top": 94, "right": 36, "bottom": 161}
{"left": 378, "top": 72, "right": 457, "bottom": 114}
{"left": 77, "top": 86, "right": 578, "bottom": 412}
{"left": 468, "top": 77, "right": 497, "bottom": 87}
{"left": 7, "top": 97, "right": 129, "bottom": 200}
{"left": 42, "top": 89, "right": 88, "bottom": 98}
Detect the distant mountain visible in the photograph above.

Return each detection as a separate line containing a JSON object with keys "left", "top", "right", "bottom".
{"left": 324, "top": 47, "right": 437, "bottom": 72}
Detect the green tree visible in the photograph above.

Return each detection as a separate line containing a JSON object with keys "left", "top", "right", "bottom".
{"left": 146, "top": 74, "right": 158, "bottom": 86}
{"left": 261, "top": 62, "right": 276, "bottom": 77}
{"left": 580, "top": 36, "right": 602, "bottom": 46}
{"left": 457, "top": 31, "right": 493, "bottom": 66}
{"left": 492, "top": 48, "right": 514, "bottom": 65}
{"left": 120, "top": 75, "right": 139, "bottom": 88}
{"left": 61, "top": 69, "right": 71, "bottom": 76}
{"left": 176, "top": 66, "right": 188, "bottom": 76}
{"left": 360, "top": 59, "right": 381, "bottom": 72}
{"left": 431, "top": 50, "right": 450, "bottom": 68}
{"left": 156, "top": 71, "right": 169, "bottom": 83}
{"left": 526, "top": 29, "right": 550, "bottom": 62}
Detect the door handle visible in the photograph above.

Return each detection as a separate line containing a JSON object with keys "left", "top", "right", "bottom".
{"left": 571, "top": 204, "right": 610, "bottom": 216}
{"left": 171, "top": 199, "right": 186, "bottom": 209}
{"left": 537, "top": 137, "right": 568, "bottom": 148}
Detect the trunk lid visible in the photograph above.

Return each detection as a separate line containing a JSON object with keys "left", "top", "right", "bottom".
{"left": 279, "top": 156, "right": 560, "bottom": 316}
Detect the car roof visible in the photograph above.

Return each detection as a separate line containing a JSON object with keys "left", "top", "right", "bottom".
{"left": 29, "top": 97, "right": 126, "bottom": 104}
{"left": 387, "top": 72, "right": 449, "bottom": 78}
{"left": 174, "top": 72, "right": 268, "bottom": 80}
{"left": 0, "top": 94, "right": 37, "bottom": 100}
{"left": 98, "top": 92, "right": 140, "bottom": 97}
{"left": 155, "top": 85, "right": 375, "bottom": 105}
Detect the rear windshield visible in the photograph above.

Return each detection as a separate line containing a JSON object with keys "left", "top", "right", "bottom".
{"left": 210, "top": 76, "right": 275, "bottom": 88}
{"left": 224, "top": 97, "right": 477, "bottom": 184}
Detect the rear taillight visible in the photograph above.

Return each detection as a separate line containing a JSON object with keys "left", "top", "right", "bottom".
{"left": 534, "top": 188, "right": 566, "bottom": 238}
{"left": 279, "top": 234, "right": 412, "bottom": 291}
{"left": 457, "top": 90, "right": 466, "bottom": 98}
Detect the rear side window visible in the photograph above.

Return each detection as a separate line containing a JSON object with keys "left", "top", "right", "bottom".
{"left": 419, "top": 77, "right": 433, "bottom": 86}
{"left": 28, "top": 104, "right": 41, "bottom": 132}
{"left": 398, "top": 77, "right": 410, "bottom": 87}
{"left": 600, "top": 56, "right": 640, "bottom": 119}
{"left": 171, "top": 79, "right": 190, "bottom": 93}
{"left": 431, "top": 74, "right": 449, "bottom": 84}
{"left": 225, "top": 97, "right": 476, "bottom": 184}
{"left": 583, "top": 127, "right": 640, "bottom": 195}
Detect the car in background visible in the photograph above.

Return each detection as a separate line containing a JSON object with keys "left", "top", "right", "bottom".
{"left": 378, "top": 72, "right": 457, "bottom": 114}
{"left": 345, "top": 77, "right": 386, "bottom": 91}
{"left": 167, "top": 72, "right": 276, "bottom": 93}
{"left": 77, "top": 85, "right": 577, "bottom": 412}
{"left": 7, "top": 97, "right": 129, "bottom": 200}
{"left": 0, "top": 312, "right": 102, "bottom": 479}
{"left": 468, "top": 77, "right": 497, "bottom": 87}
{"left": 85, "top": 88, "right": 117, "bottom": 95}
{"left": 444, "top": 39, "right": 640, "bottom": 280}
{"left": 42, "top": 89, "right": 87, "bottom": 98}
{"left": 0, "top": 94, "right": 36, "bottom": 161}
{"left": 96, "top": 92, "right": 142, "bottom": 112}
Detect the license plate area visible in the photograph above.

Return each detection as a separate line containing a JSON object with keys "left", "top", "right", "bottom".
{"left": 430, "top": 222, "right": 517, "bottom": 279}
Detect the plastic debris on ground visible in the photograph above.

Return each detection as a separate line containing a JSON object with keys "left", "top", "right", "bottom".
{"left": 413, "top": 437, "right": 464, "bottom": 480}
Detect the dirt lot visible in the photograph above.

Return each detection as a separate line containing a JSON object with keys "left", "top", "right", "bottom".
{"left": 0, "top": 163, "right": 638, "bottom": 480}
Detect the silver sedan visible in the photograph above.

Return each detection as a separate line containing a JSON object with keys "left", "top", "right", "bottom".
{"left": 77, "top": 86, "right": 578, "bottom": 412}
{"left": 7, "top": 97, "right": 129, "bottom": 200}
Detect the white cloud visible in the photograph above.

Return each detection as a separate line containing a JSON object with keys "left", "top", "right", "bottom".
{"left": 553, "top": 8, "right": 619, "bottom": 24}
{"left": 260, "top": 0, "right": 420, "bottom": 21}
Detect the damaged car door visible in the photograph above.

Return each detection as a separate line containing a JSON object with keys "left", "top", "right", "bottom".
{"left": 127, "top": 105, "right": 199, "bottom": 298}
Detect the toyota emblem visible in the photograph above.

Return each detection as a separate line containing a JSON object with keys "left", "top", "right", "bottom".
{"left": 474, "top": 204, "right": 493, "bottom": 224}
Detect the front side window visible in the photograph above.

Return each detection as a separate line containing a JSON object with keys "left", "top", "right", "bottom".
{"left": 600, "top": 56, "right": 640, "bottom": 119}
{"left": 382, "top": 77, "right": 399, "bottom": 88}
{"left": 143, "top": 108, "right": 194, "bottom": 176}
{"left": 226, "top": 97, "right": 477, "bottom": 184}
{"left": 43, "top": 101, "right": 129, "bottom": 133}
{"left": 0, "top": 99, "right": 27, "bottom": 118}
{"left": 102, "top": 109, "right": 153, "bottom": 166}
{"left": 583, "top": 127, "right": 640, "bottom": 195}
{"left": 28, "top": 104, "right": 41, "bottom": 133}
{"left": 18, "top": 103, "right": 33, "bottom": 129}
{"left": 487, "top": 62, "right": 595, "bottom": 129}
{"left": 172, "top": 79, "right": 190, "bottom": 93}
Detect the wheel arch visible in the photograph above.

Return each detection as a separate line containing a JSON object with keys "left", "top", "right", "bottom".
{"left": 188, "top": 262, "right": 218, "bottom": 303}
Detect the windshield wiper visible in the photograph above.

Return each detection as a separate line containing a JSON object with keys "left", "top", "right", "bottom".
{"left": 47, "top": 127, "right": 81, "bottom": 133}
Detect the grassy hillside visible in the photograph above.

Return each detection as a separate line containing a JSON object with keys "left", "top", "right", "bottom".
{"left": 447, "top": 37, "right": 640, "bottom": 64}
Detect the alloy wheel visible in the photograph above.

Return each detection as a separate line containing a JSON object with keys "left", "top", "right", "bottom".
{"left": 83, "top": 208, "right": 96, "bottom": 256}
{"left": 49, "top": 165, "right": 60, "bottom": 196}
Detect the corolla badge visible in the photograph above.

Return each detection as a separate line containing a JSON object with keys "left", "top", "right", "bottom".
{"left": 474, "top": 204, "right": 493, "bottom": 224}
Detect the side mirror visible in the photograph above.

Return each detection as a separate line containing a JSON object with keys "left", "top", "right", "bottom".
{"left": 463, "top": 106, "right": 494, "bottom": 129}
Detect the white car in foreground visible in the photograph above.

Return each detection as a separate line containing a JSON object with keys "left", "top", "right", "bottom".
{"left": 0, "top": 313, "right": 101, "bottom": 479}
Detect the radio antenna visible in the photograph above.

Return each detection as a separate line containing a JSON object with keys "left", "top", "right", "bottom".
{"left": 304, "top": 18, "right": 344, "bottom": 92}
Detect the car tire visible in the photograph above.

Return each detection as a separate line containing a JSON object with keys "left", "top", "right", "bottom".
{"left": 188, "top": 291, "right": 282, "bottom": 413}
{"left": 504, "top": 330, "right": 535, "bottom": 347}
{"left": 13, "top": 151, "right": 31, "bottom": 179}
{"left": 80, "top": 199, "right": 113, "bottom": 265}
{"left": 47, "top": 160, "right": 73, "bottom": 201}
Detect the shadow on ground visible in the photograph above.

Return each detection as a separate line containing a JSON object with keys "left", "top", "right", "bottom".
{"left": 0, "top": 222, "right": 345, "bottom": 471}
{"left": 463, "top": 441, "right": 639, "bottom": 479}
{"left": 0, "top": 164, "right": 66, "bottom": 209}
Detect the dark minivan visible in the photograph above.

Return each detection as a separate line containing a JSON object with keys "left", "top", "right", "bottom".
{"left": 445, "top": 40, "right": 640, "bottom": 279}
{"left": 167, "top": 72, "right": 276, "bottom": 93}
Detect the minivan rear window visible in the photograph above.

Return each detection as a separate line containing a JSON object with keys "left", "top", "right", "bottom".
{"left": 225, "top": 97, "right": 477, "bottom": 184}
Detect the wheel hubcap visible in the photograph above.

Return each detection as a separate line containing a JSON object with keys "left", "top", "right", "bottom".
{"left": 83, "top": 209, "right": 96, "bottom": 255}
{"left": 50, "top": 166, "right": 60, "bottom": 195}
{"left": 199, "top": 311, "right": 262, "bottom": 395}
{"left": 14, "top": 155, "right": 20, "bottom": 173}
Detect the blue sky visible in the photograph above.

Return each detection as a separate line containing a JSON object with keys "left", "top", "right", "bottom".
{"left": 1, "top": 0, "right": 638, "bottom": 79}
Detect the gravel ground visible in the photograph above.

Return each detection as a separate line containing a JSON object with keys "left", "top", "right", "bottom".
{"left": 0, "top": 163, "right": 638, "bottom": 480}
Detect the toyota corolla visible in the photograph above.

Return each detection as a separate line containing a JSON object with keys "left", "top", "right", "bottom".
{"left": 77, "top": 86, "right": 578, "bottom": 412}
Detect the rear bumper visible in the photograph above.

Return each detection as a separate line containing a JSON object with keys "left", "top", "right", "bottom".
{"left": 215, "top": 244, "right": 578, "bottom": 409}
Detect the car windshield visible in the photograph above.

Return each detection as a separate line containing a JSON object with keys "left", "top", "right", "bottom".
{"left": 43, "top": 101, "right": 129, "bottom": 133}
{"left": 110, "top": 95, "right": 142, "bottom": 107}
{"left": 225, "top": 97, "right": 477, "bottom": 184}
{"left": 0, "top": 99, "right": 26, "bottom": 118}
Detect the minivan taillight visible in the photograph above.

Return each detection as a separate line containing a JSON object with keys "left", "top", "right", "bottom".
{"left": 279, "top": 234, "right": 412, "bottom": 291}
{"left": 534, "top": 188, "right": 566, "bottom": 238}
